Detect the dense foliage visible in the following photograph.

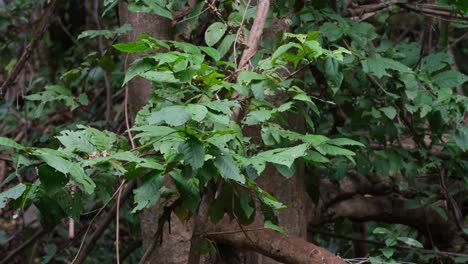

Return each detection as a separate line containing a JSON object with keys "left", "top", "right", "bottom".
{"left": 0, "top": 0, "right": 467, "bottom": 263}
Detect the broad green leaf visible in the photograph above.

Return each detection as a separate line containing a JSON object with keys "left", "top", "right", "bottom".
{"left": 113, "top": 41, "right": 151, "bottom": 53}
{"left": 302, "top": 150, "right": 330, "bottom": 163}
{"left": 141, "top": 71, "right": 180, "bottom": 83}
{"left": 200, "top": 46, "right": 221, "bottom": 61}
{"left": 380, "top": 106, "right": 397, "bottom": 120}
{"left": 0, "top": 137, "right": 25, "bottom": 150}
{"left": 315, "top": 144, "right": 355, "bottom": 156}
{"left": 171, "top": 172, "right": 200, "bottom": 213}
{"left": 132, "top": 174, "right": 165, "bottom": 213}
{"left": 142, "top": 0, "right": 172, "bottom": 19}
{"left": 217, "top": 34, "right": 236, "bottom": 58}
{"left": 202, "top": 100, "right": 239, "bottom": 115}
{"left": 362, "top": 57, "right": 412, "bottom": 78}
{"left": 123, "top": 58, "right": 153, "bottom": 85}
{"left": 77, "top": 125, "right": 117, "bottom": 152}
{"left": 320, "top": 22, "right": 343, "bottom": 41}
{"left": 179, "top": 138, "right": 205, "bottom": 170}
{"left": 205, "top": 22, "right": 228, "bottom": 47}
{"left": 237, "top": 71, "right": 266, "bottom": 84}
{"left": 453, "top": 127, "right": 468, "bottom": 152}
{"left": 213, "top": 149, "right": 244, "bottom": 183}
{"left": 185, "top": 104, "right": 208, "bottom": 122}
{"left": 0, "top": 184, "right": 26, "bottom": 209}
{"left": 433, "top": 70, "right": 468, "bottom": 88}
{"left": 149, "top": 106, "right": 191, "bottom": 127}
{"left": 397, "top": 237, "right": 423, "bottom": 248}
{"left": 56, "top": 130, "right": 95, "bottom": 153}
{"left": 271, "top": 42, "right": 302, "bottom": 61}
{"left": 243, "top": 110, "right": 272, "bottom": 125}
{"left": 302, "top": 134, "right": 330, "bottom": 146}
{"left": 38, "top": 165, "right": 68, "bottom": 194}
{"left": 380, "top": 247, "right": 394, "bottom": 259}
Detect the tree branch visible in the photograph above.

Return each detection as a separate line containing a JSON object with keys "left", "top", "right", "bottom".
{"left": 206, "top": 219, "right": 346, "bottom": 264}
{"left": 0, "top": 0, "right": 58, "bottom": 95}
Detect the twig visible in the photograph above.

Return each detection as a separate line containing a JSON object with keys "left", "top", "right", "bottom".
{"left": 0, "top": 0, "right": 58, "bottom": 95}
{"left": 0, "top": 228, "right": 46, "bottom": 264}
{"left": 311, "top": 228, "right": 468, "bottom": 258}
{"left": 439, "top": 169, "right": 468, "bottom": 242}
{"left": 71, "top": 181, "right": 136, "bottom": 264}
{"left": 93, "top": 0, "right": 112, "bottom": 122}
{"left": 115, "top": 179, "right": 126, "bottom": 264}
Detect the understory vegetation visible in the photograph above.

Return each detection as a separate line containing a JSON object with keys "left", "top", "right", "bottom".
{"left": 0, "top": 0, "right": 467, "bottom": 263}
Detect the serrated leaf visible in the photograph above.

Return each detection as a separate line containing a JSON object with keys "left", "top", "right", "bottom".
{"left": 205, "top": 22, "right": 228, "bottom": 47}
{"left": 327, "top": 138, "right": 365, "bottom": 147}
{"left": 433, "top": 70, "right": 468, "bottom": 88}
{"left": 315, "top": 144, "right": 355, "bottom": 156}
{"left": 362, "top": 56, "right": 412, "bottom": 78}
{"left": 0, "top": 184, "right": 26, "bottom": 209}
{"left": 243, "top": 110, "right": 272, "bottom": 125}
{"left": 132, "top": 174, "right": 165, "bottom": 213}
{"left": 237, "top": 71, "right": 266, "bottom": 84}
{"left": 213, "top": 149, "right": 244, "bottom": 183}
{"left": 56, "top": 130, "right": 95, "bottom": 153}
{"left": 171, "top": 172, "right": 200, "bottom": 213}
{"left": 179, "top": 138, "right": 205, "bottom": 170}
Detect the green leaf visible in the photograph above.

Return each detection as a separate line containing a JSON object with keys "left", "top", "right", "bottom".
{"left": 56, "top": 130, "right": 96, "bottom": 153}
{"left": 302, "top": 150, "right": 330, "bottom": 163}
{"left": 453, "top": 127, "right": 468, "bottom": 152}
{"left": 315, "top": 144, "right": 355, "bottom": 156}
{"left": 433, "top": 70, "right": 468, "bottom": 88}
{"left": 185, "top": 104, "right": 208, "bottom": 122}
{"left": 380, "top": 247, "right": 394, "bottom": 259}
{"left": 397, "top": 237, "right": 423, "bottom": 248}
{"left": 149, "top": 106, "right": 191, "bottom": 126}
{"left": 380, "top": 106, "right": 397, "bottom": 120}
{"left": 217, "top": 34, "right": 236, "bottom": 58}
{"left": 373, "top": 227, "right": 390, "bottom": 234}
{"left": 237, "top": 71, "right": 266, "bottom": 84}
{"left": 0, "top": 183, "right": 26, "bottom": 209}
{"left": 132, "top": 173, "right": 165, "bottom": 213}
{"left": 327, "top": 138, "right": 365, "bottom": 147}
{"left": 113, "top": 41, "right": 151, "bottom": 53}
{"left": 362, "top": 56, "right": 412, "bottom": 78}
{"left": 271, "top": 42, "right": 302, "bottom": 61}
{"left": 200, "top": 46, "right": 221, "bottom": 61}
{"left": 179, "top": 138, "right": 205, "bottom": 170}
{"left": 38, "top": 165, "right": 68, "bottom": 194}
{"left": 0, "top": 136, "right": 25, "bottom": 150}
{"left": 141, "top": 71, "right": 180, "bottom": 83}
{"left": 243, "top": 110, "right": 272, "bottom": 125}
{"left": 77, "top": 24, "right": 132, "bottom": 40}
{"left": 171, "top": 172, "right": 200, "bottom": 213}
{"left": 213, "top": 149, "right": 244, "bottom": 184}
{"left": 123, "top": 58, "right": 153, "bottom": 85}
{"left": 77, "top": 125, "right": 117, "bottom": 152}
{"left": 205, "top": 22, "right": 228, "bottom": 47}
{"left": 142, "top": 0, "right": 172, "bottom": 19}
{"left": 264, "top": 220, "right": 287, "bottom": 235}
{"left": 320, "top": 22, "right": 343, "bottom": 41}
